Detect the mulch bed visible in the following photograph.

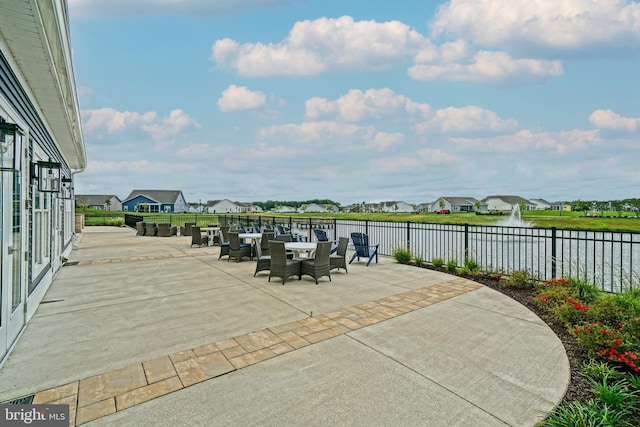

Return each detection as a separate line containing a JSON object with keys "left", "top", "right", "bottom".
{"left": 422, "top": 264, "right": 593, "bottom": 404}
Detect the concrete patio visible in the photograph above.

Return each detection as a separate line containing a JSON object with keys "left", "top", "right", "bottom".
{"left": 0, "top": 226, "right": 569, "bottom": 426}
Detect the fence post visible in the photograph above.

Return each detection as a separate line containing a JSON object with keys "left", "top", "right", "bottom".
{"left": 308, "top": 217, "right": 312, "bottom": 241}
{"left": 464, "top": 223, "right": 469, "bottom": 260}
{"left": 333, "top": 218, "right": 337, "bottom": 240}
{"left": 551, "top": 227, "right": 557, "bottom": 279}
{"left": 365, "top": 220, "right": 369, "bottom": 235}
{"left": 406, "top": 221, "right": 411, "bottom": 251}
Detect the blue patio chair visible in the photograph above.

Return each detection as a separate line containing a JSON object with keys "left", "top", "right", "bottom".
{"left": 349, "top": 232, "right": 379, "bottom": 266}
{"left": 313, "top": 229, "right": 337, "bottom": 254}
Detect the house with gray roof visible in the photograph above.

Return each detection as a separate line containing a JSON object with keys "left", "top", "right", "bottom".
{"left": 122, "top": 190, "right": 188, "bottom": 213}
{"left": 75, "top": 195, "right": 122, "bottom": 211}
{"left": 481, "top": 195, "right": 536, "bottom": 211}
{"left": 429, "top": 197, "right": 486, "bottom": 213}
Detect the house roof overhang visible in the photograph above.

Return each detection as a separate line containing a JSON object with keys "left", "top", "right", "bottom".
{"left": 0, "top": 0, "right": 85, "bottom": 169}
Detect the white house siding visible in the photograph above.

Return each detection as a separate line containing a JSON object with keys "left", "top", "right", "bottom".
{"left": 0, "top": 0, "right": 85, "bottom": 362}
{"left": 207, "top": 199, "right": 241, "bottom": 213}
{"left": 483, "top": 197, "right": 513, "bottom": 211}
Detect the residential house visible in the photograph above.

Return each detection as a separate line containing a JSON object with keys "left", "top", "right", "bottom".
{"left": 529, "top": 198, "right": 552, "bottom": 210}
{"left": 76, "top": 194, "right": 122, "bottom": 211}
{"left": 0, "top": 1, "right": 86, "bottom": 361}
{"left": 272, "top": 205, "right": 297, "bottom": 213}
{"left": 379, "top": 201, "right": 414, "bottom": 213}
{"left": 550, "top": 201, "right": 572, "bottom": 212}
{"left": 122, "top": 190, "right": 188, "bottom": 213}
{"left": 482, "top": 195, "right": 536, "bottom": 211}
{"left": 304, "top": 203, "right": 328, "bottom": 213}
{"left": 206, "top": 199, "right": 241, "bottom": 213}
{"left": 429, "top": 197, "right": 486, "bottom": 213}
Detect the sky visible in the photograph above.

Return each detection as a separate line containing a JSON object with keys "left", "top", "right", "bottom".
{"left": 68, "top": 0, "right": 640, "bottom": 206}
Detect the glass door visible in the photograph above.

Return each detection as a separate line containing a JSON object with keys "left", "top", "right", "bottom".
{"left": 0, "top": 168, "right": 25, "bottom": 361}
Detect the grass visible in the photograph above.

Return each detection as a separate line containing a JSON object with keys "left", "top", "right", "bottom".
{"left": 78, "top": 209, "right": 640, "bottom": 232}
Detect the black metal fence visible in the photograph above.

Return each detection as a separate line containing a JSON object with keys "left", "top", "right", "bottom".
{"left": 123, "top": 213, "right": 639, "bottom": 292}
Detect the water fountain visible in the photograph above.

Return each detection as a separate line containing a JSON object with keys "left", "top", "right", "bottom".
{"left": 496, "top": 204, "right": 532, "bottom": 227}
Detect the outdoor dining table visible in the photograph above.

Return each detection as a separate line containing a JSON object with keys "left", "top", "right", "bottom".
{"left": 239, "top": 232, "right": 263, "bottom": 257}
{"left": 284, "top": 241, "right": 317, "bottom": 260}
{"left": 201, "top": 227, "right": 220, "bottom": 246}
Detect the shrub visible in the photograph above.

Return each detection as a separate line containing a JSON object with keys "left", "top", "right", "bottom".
{"left": 445, "top": 260, "right": 457, "bottom": 271}
{"left": 537, "top": 285, "right": 574, "bottom": 310}
{"left": 580, "top": 360, "right": 622, "bottom": 382}
{"left": 463, "top": 258, "right": 480, "bottom": 272}
{"left": 568, "top": 277, "right": 600, "bottom": 303}
{"left": 542, "top": 399, "right": 626, "bottom": 426}
{"left": 589, "top": 377, "right": 639, "bottom": 410}
{"left": 585, "top": 295, "right": 629, "bottom": 327}
{"left": 432, "top": 258, "right": 444, "bottom": 268}
{"left": 457, "top": 267, "right": 469, "bottom": 276}
{"left": 504, "top": 269, "right": 534, "bottom": 288}
{"left": 393, "top": 248, "right": 412, "bottom": 264}
{"left": 554, "top": 297, "right": 590, "bottom": 328}
{"left": 413, "top": 255, "right": 424, "bottom": 266}
{"left": 107, "top": 218, "right": 125, "bottom": 227}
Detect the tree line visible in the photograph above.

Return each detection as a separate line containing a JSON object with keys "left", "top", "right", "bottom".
{"left": 572, "top": 198, "right": 640, "bottom": 217}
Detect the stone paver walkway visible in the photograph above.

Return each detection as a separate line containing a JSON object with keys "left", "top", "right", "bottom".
{"left": 30, "top": 277, "right": 479, "bottom": 425}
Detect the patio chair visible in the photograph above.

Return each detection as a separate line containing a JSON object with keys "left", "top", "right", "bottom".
{"left": 157, "top": 222, "right": 177, "bottom": 237}
{"left": 218, "top": 226, "right": 230, "bottom": 259}
{"left": 191, "top": 226, "right": 210, "bottom": 247}
{"left": 253, "top": 233, "right": 274, "bottom": 277}
{"left": 268, "top": 240, "right": 301, "bottom": 285}
{"left": 227, "top": 232, "right": 251, "bottom": 262}
{"left": 260, "top": 231, "right": 275, "bottom": 257}
{"left": 263, "top": 223, "right": 273, "bottom": 231}
{"left": 349, "top": 232, "right": 379, "bottom": 266}
{"left": 135, "top": 221, "right": 146, "bottom": 236}
{"left": 180, "top": 222, "right": 196, "bottom": 236}
{"left": 301, "top": 241, "right": 332, "bottom": 284}
{"left": 329, "top": 237, "right": 349, "bottom": 273}
{"left": 145, "top": 222, "right": 158, "bottom": 237}
{"left": 208, "top": 224, "right": 221, "bottom": 245}
{"left": 313, "top": 229, "right": 338, "bottom": 254}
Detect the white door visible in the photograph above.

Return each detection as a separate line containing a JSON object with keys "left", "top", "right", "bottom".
{"left": 0, "top": 169, "right": 25, "bottom": 361}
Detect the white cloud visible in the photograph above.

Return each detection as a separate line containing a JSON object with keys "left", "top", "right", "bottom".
{"left": 589, "top": 109, "right": 640, "bottom": 131}
{"left": 212, "top": 16, "right": 426, "bottom": 76}
{"left": 82, "top": 108, "right": 199, "bottom": 140}
{"left": 305, "top": 88, "right": 431, "bottom": 122}
{"left": 69, "top": 0, "right": 291, "bottom": 19}
{"left": 81, "top": 108, "right": 156, "bottom": 133}
{"left": 414, "top": 106, "right": 519, "bottom": 133}
{"left": 367, "top": 132, "right": 405, "bottom": 151}
{"left": 257, "top": 121, "right": 375, "bottom": 145}
{"left": 409, "top": 49, "right": 563, "bottom": 82}
{"left": 217, "top": 85, "right": 267, "bottom": 112}
{"left": 451, "top": 129, "right": 601, "bottom": 153}
{"left": 141, "top": 109, "right": 201, "bottom": 139}
{"left": 431, "top": 0, "right": 640, "bottom": 55}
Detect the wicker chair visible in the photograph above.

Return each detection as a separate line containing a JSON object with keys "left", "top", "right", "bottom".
{"left": 190, "top": 226, "right": 209, "bottom": 247}
{"left": 157, "top": 222, "right": 177, "bottom": 237}
{"left": 218, "top": 226, "right": 230, "bottom": 259}
{"left": 208, "top": 225, "right": 221, "bottom": 245}
{"left": 227, "top": 232, "right": 251, "bottom": 262}
{"left": 260, "top": 231, "right": 275, "bottom": 256}
{"left": 329, "top": 237, "right": 349, "bottom": 273}
{"left": 268, "top": 241, "right": 301, "bottom": 285}
{"left": 253, "top": 234, "right": 273, "bottom": 277}
{"left": 180, "top": 222, "right": 196, "bottom": 236}
{"left": 301, "top": 241, "right": 332, "bottom": 284}
{"left": 145, "top": 222, "right": 158, "bottom": 237}
{"left": 135, "top": 221, "right": 146, "bottom": 236}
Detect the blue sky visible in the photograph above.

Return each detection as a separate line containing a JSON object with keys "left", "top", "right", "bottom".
{"left": 68, "top": 0, "right": 640, "bottom": 206}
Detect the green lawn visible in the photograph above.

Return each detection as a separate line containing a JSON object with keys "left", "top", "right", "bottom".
{"left": 79, "top": 209, "right": 640, "bottom": 232}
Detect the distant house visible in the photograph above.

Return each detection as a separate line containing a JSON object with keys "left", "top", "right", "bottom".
{"left": 272, "top": 205, "right": 297, "bottom": 213}
{"left": 304, "top": 203, "right": 328, "bottom": 213}
{"left": 550, "top": 201, "right": 572, "bottom": 212}
{"left": 529, "top": 198, "right": 552, "bottom": 210}
{"left": 122, "top": 190, "right": 188, "bottom": 213}
{"left": 206, "top": 199, "right": 242, "bottom": 213}
{"left": 429, "top": 197, "right": 486, "bottom": 213}
{"left": 75, "top": 194, "right": 122, "bottom": 211}
{"left": 379, "top": 201, "right": 414, "bottom": 213}
{"left": 482, "top": 195, "right": 536, "bottom": 211}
